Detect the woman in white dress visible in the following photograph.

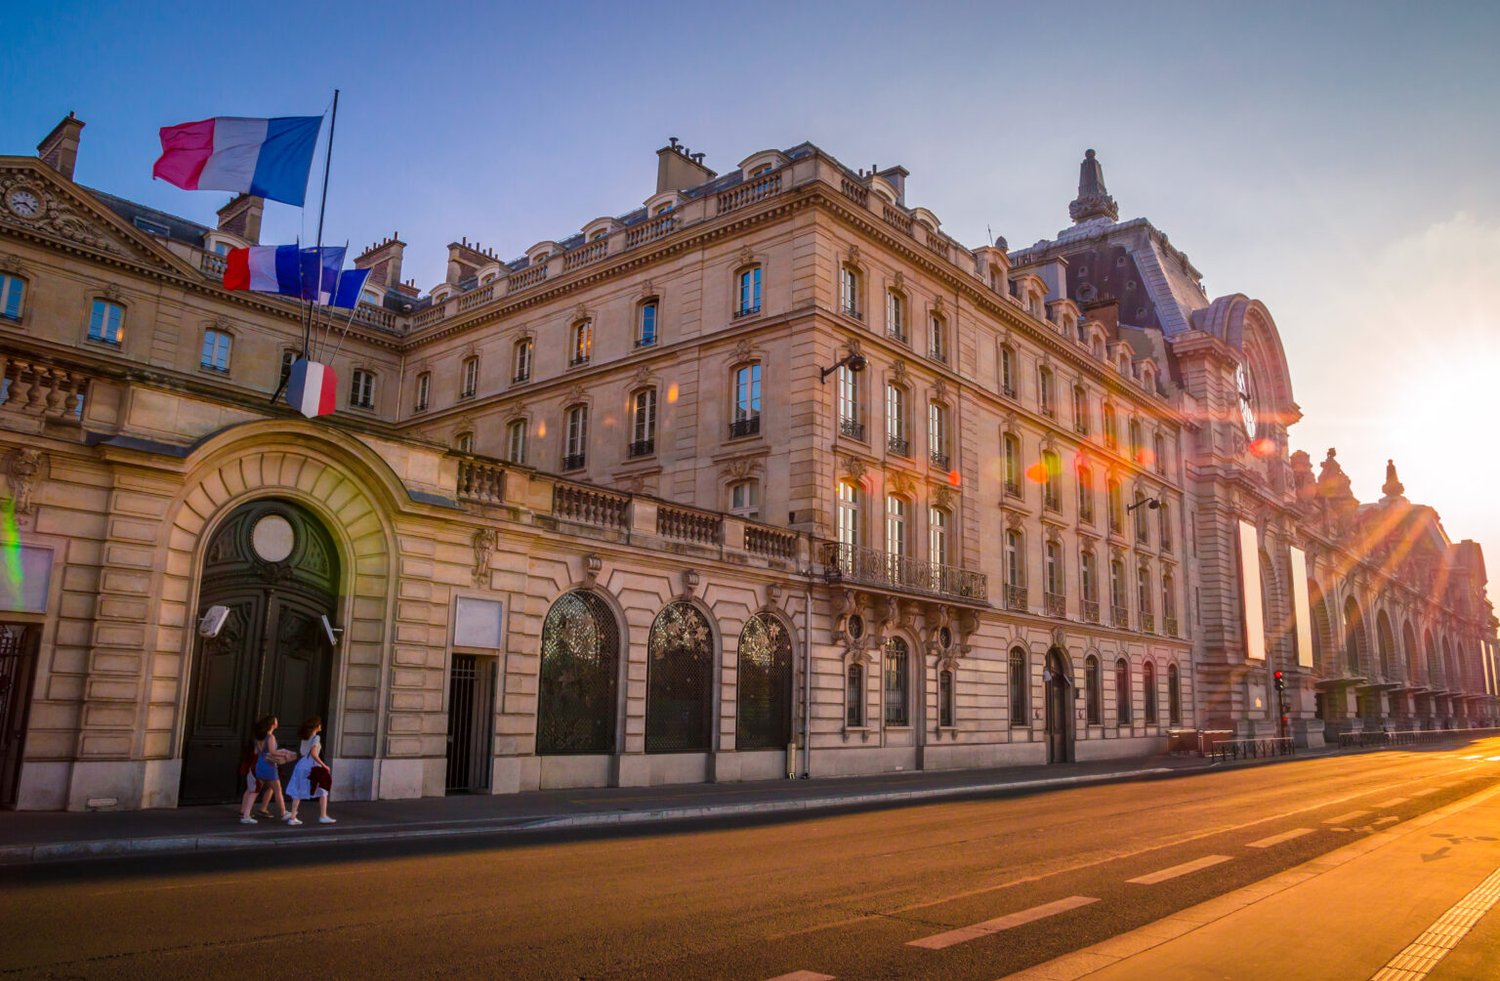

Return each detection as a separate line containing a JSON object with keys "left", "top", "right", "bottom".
{"left": 284, "top": 716, "right": 336, "bottom": 825}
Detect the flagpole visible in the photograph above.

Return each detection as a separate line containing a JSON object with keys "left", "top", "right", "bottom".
{"left": 303, "top": 89, "right": 340, "bottom": 359}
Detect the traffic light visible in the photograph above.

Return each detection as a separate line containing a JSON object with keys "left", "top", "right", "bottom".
{"left": 1273, "top": 670, "right": 1286, "bottom": 692}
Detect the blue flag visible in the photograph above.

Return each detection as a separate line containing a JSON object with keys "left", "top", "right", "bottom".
{"left": 331, "top": 268, "right": 372, "bottom": 309}
{"left": 299, "top": 246, "right": 346, "bottom": 305}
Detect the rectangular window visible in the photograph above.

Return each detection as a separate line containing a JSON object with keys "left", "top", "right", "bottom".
{"left": 837, "top": 365, "right": 862, "bottom": 439}
{"left": 738, "top": 267, "right": 762, "bottom": 316}
{"left": 415, "top": 372, "right": 431, "bottom": 412}
{"left": 939, "top": 669, "right": 955, "bottom": 728}
{"left": 630, "top": 389, "right": 657, "bottom": 456}
{"left": 884, "top": 646, "right": 908, "bottom": 726}
{"left": 506, "top": 419, "right": 527, "bottom": 464}
{"left": 929, "top": 507, "right": 948, "bottom": 567}
{"left": 846, "top": 664, "right": 864, "bottom": 727}
{"left": 929, "top": 315, "right": 946, "bottom": 363}
{"left": 513, "top": 339, "right": 533, "bottom": 383}
{"left": 88, "top": 299, "right": 124, "bottom": 344}
{"left": 571, "top": 321, "right": 592, "bottom": 366}
{"left": 564, "top": 406, "right": 588, "bottom": 468}
{"left": 887, "top": 291, "right": 904, "bottom": 340}
{"left": 837, "top": 481, "right": 859, "bottom": 548}
{"left": 349, "top": 370, "right": 375, "bottom": 409}
{"left": 638, "top": 302, "right": 657, "bottom": 347}
{"left": 886, "top": 384, "right": 907, "bottom": 454}
{"left": 732, "top": 363, "right": 762, "bottom": 437}
{"left": 885, "top": 495, "right": 907, "bottom": 559}
{"left": 0, "top": 274, "right": 24, "bottom": 321}
{"left": 840, "top": 266, "right": 860, "bottom": 318}
{"left": 461, "top": 358, "right": 479, "bottom": 398}
{"left": 200, "top": 329, "right": 231, "bottom": 373}
{"left": 729, "top": 480, "right": 760, "bottom": 519}
{"left": 928, "top": 403, "right": 948, "bottom": 468}
{"left": 1001, "top": 346, "right": 1016, "bottom": 397}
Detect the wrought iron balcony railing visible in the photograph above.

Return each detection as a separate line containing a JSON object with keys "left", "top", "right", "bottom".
{"left": 1082, "top": 599, "right": 1101, "bottom": 624}
{"left": 627, "top": 439, "right": 655, "bottom": 459}
{"left": 1139, "top": 611, "right": 1155, "bottom": 633}
{"left": 887, "top": 435, "right": 910, "bottom": 457}
{"left": 1164, "top": 616, "right": 1179, "bottom": 637}
{"left": 561, "top": 453, "right": 587, "bottom": 471}
{"left": 840, "top": 418, "right": 865, "bottom": 441}
{"left": 822, "top": 542, "right": 987, "bottom": 603}
{"left": 1112, "top": 605, "right": 1129, "bottom": 628}
{"left": 1044, "top": 592, "right": 1066, "bottom": 618}
{"left": 729, "top": 416, "right": 761, "bottom": 439}
{"left": 930, "top": 450, "right": 951, "bottom": 470}
{"left": 1005, "top": 584, "right": 1028, "bottom": 611}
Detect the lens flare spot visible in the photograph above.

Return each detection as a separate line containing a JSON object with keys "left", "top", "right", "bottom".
{"left": 536, "top": 421, "right": 546, "bottom": 439}
{"left": 667, "top": 383, "right": 679, "bottom": 404}
{"left": 947, "top": 469, "right": 961, "bottom": 487}
{"left": 1, "top": 500, "right": 22, "bottom": 601}
{"left": 1025, "top": 461, "right": 1048, "bottom": 484}
{"left": 1251, "top": 437, "right": 1276, "bottom": 458}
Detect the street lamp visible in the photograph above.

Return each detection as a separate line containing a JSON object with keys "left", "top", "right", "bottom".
{"left": 1126, "top": 496, "right": 1161, "bottom": 513}
{"left": 818, "top": 352, "right": 868, "bottom": 383}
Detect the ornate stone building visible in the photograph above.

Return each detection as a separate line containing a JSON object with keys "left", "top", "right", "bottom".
{"left": 0, "top": 115, "right": 1492, "bottom": 810}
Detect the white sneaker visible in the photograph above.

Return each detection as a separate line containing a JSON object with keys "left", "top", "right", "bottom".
{"left": 318, "top": 816, "right": 337, "bottom": 824}
{"left": 239, "top": 817, "right": 257, "bottom": 824}
{"left": 285, "top": 817, "right": 303, "bottom": 826}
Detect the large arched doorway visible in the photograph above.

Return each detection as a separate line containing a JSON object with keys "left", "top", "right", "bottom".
{"left": 536, "top": 589, "right": 620, "bottom": 755}
{"left": 646, "top": 602, "right": 715, "bottom": 753}
{"left": 1044, "top": 647, "right": 1073, "bottom": 763}
{"left": 180, "top": 499, "right": 340, "bottom": 804}
{"left": 736, "top": 613, "right": 793, "bottom": 751}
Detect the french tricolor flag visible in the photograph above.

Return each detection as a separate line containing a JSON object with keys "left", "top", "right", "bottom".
{"left": 153, "top": 116, "right": 321, "bottom": 206}
{"left": 223, "top": 245, "right": 301, "bottom": 296}
{"left": 285, "top": 357, "right": 338, "bottom": 419}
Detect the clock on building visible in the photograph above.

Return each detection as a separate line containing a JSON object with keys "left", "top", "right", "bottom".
{"left": 1235, "top": 361, "right": 1257, "bottom": 437}
{"left": 5, "top": 188, "right": 41, "bottom": 219}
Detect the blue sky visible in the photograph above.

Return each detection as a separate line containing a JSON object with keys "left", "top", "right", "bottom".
{"left": 6, "top": 0, "right": 1500, "bottom": 568}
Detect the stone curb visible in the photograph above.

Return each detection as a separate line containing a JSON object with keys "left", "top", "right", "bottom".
{"left": 0, "top": 766, "right": 1175, "bottom": 867}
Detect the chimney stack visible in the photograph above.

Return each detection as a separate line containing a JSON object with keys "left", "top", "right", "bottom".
{"left": 216, "top": 194, "right": 264, "bottom": 244}
{"left": 354, "top": 234, "right": 406, "bottom": 291}
{"left": 655, "top": 137, "right": 717, "bottom": 194}
{"left": 38, "top": 112, "right": 85, "bottom": 181}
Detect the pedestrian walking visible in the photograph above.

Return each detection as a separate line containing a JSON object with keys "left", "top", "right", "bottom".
{"left": 284, "top": 716, "right": 336, "bottom": 825}
{"left": 238, "top": 715, "right": 293, "bottom": 824}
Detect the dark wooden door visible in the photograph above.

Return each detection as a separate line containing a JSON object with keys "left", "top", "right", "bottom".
{"left": 180, "top": 501, "right": 338, "bottom": 805}
{"left": 0, "top": 624, "right": 39, "bottom": 808}
{"left": 1046, "top": 651, "right": 1073, "bottom": 764}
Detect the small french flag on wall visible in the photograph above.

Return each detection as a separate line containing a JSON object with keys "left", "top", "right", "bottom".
{"left": 285, "top": 357, "right": 337, "bottom": 419}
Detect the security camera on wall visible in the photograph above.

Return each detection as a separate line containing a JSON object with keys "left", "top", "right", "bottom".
{"left": 198, "top": 605, "right": 230, "bottom": 639}
{"left": 321, "top": 615, "right": 343, "bottom": 647}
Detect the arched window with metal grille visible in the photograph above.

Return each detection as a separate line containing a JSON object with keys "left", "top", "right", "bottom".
{"left": 736, "top": 614, "right": 793, "bottom": 750}
{"left": 536, "top": 590, "right": 620, "bottom": 754}
{"left": 646, "top": 602, "right": 715, "bottom": 753}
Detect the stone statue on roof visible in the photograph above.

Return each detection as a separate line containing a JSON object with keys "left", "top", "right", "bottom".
{"left": 1382, "top": 458, "right": 1406, "bottom": 500}
{"left": 1069, "top": 149, "right": 1119, "bottom": 225}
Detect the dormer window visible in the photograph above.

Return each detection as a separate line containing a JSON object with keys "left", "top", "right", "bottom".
{"left": 750, "top": 164, "right": 774, "bottom": 177}
{"left": 653, "top": 204, "right": 673, "bottom": 215}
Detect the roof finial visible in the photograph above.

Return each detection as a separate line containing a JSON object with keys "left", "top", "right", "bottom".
{"left": 1382, "top": 458, "right": 1406, "bottom": 500}
{"left": 1069, "top": 148, "right": 1119, "bottom": 225}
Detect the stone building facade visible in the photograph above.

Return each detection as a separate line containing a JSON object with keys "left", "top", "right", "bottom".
{"left": 0, "top": 115, "right": 1492, "bottom": 810}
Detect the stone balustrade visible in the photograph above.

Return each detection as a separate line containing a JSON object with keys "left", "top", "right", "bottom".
{"left": 506, "top": 263, "right": 549, "bottom": 294}
{"left": 716, "top": 170, "right": 783, "bottom": 215}
{"left": 746, "top": 525, "right": 798, "bottom": 560}
{"left": 554, "top": 482, "right": 629, "bottom": 529}
{"left": 882, "top": 205, "right": 914, "bottom": 236}
{"left": 625, "top": 212, "right": 678, "bottom": 249}
{"left": 563, "top": 238, "right": 609, "bottom": 271}
{"left": 455, "top": 457, "right": 506, "bottom": 506}
{"left": 0, "top": 354, "right": 87, "bottom": 422}
{"left": 839, "top": 178, "right": 869, "bottom": 206}
{"left": 457, "top": 284, "right": 495, "bottom": 312}
{"left": 657, "top": 503, "right": 721, "bottom": 545}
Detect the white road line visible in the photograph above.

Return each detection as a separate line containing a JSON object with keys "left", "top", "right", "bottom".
{"left": 907, "top": 896, "right": 1100, "bottom": 950}
{"left": 1376, "top": 797, "right": 1409, "bottom": 807}
{"left": 764, "top": 972, "right": 836, "bottom": 981}
{"left": 1324, "top": 809, "right": 1371, "bottom": 825}
{"left": 1127, "top": 856, "right": 1232, "bottom": 885}
{"left": 1247, "top": 828, "right": 1314, "bottom": 849}
{"left": 1371, "top": 865, "right": 1500, "bottom": 980}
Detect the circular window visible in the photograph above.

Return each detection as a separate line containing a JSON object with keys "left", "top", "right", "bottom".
{"left": 847, "top": 614, "right": 865, "bottom": 640}
{"left": 938, "top": 626, "right": 953, "bottom": 650}
{"left": 250, "top": 514, "right": 295, "bottom": 563}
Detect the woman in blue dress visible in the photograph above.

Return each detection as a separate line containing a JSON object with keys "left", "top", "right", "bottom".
{"left": 284, "top": 716, "right": 336, "bottom": 825}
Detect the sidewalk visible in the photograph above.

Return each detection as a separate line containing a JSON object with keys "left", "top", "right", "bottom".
{"left": 0, "top": 754, "right": 1205, "bottom": 866}
{"left": 1007, "top": 781, "right": 1500, "bottom": 980}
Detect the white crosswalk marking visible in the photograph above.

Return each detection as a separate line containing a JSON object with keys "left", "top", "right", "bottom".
{"left": 1128, "top": 856, "right": 1232, "bottom": 885}
{"left": 907, "top": 896, "right": 1100, "bottom": 950}
{"left": 1248, "top": 828, "right": 1314, "bottom": 848}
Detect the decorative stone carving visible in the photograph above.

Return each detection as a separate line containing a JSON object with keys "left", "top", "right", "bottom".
{"left": 471, "top": 527, "right": 496, "bottom": 584}
{"left": 2, "top": 447, "right": 43, "bottom": 515}
{"left": 583, "top": 552, "right": 602, "bottom": 586}
{"left": 680, "top": 568, "right": 700, "bottom": 599}
{"left": 738, "top": 245, "right": 755, "bottom": 266}
{"left": 934, "top": 485, "right": 954, "bottom": 509}
{"left": 733, "top": 338, "right": 755, "bottom": 363}
{"left": 639, "top": 280, "right": 655, "bottom": 298}
{"left": 633, "top": 364, "right": 653, "bottom": 387}
{"left": 892, "top": 359, "right": 908, "bottom": 384}
{"left": 846, "top": 244, "right": 860, "bottom": 264}
{"left": 764, "top": 583, "right": 782, "bottom": 611}
{"left": 842, "top": 455, "right": 867, "bottom": 483}
{"left": 933, "top": 377, "right": 948, "bottom": 401}
{"left": 933, "top": 294, "right": 945, "bottom": 312}
{"left": 0, "top": 253, "right": 24, "bottom": 274}
{"left": 889, "top": 471, "right": 916, "bottom": 497}
{"left": 565, "top": 383, "right": 586, "bottom": 405}
{"left": 892, "top": 270, "right": 904, "bottom": 289}
{"left": 1069, "top": 149, "right": 1120, "bottom": 225}
{"left": 719, "top": 456, "right": 763, "bottom": 480}
{"left": 1382, "top": 459, "right": 1406, "bottom": 500}
{"left": 574, "top": 302, "right": 589, "bottom": 320}
{"left": 505, "top": 401, "right": 528, "bottom": 421}
{"left": 102, "top": 283, "right": 123, "bottom": 302}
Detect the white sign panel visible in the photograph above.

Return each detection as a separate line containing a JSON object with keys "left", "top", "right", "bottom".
{"left": 454, "top": 596, "right": 504, "bottom": 649}
{"left": 0, "top": 544, "right": 52, "bottom": 613}
{"left": 1238, "top": 520, "right": 1265, "bottom": 661}
{"left": 1288, "top": 545, "right": 1314, "bottom": 669}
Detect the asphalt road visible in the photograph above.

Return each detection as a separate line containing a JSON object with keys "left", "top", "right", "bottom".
{"left": 5, "top": 740, "right": 1500, "bottom": 980}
